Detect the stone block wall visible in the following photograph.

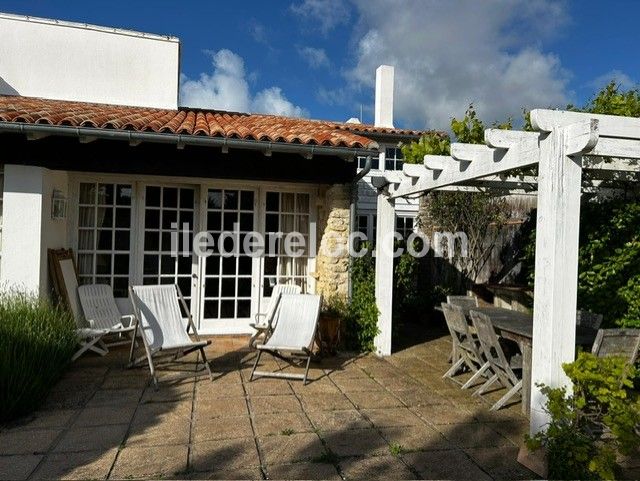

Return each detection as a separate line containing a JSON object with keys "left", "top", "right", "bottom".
{"left": 314, "top": 183, "right": 351, "bottom": 300}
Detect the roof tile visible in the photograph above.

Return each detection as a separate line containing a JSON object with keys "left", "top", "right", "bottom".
{"left": 0, "top": 95, "right": 431, "bottom": 149}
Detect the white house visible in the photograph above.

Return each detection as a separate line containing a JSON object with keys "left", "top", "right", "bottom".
{"left": 0, "top": 12, "right": 427, "bottom": 336}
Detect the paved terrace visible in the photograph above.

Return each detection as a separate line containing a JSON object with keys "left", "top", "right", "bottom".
{"left": 1, "top": 331, "right": 550, "bottom": 480}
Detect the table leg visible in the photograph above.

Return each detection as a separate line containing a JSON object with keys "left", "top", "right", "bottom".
{"left": 521, "top": 342, "right": 532, "bottom": 415}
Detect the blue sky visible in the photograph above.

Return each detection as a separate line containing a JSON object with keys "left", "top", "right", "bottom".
{"left": 1, "top": 0, "right": 638, "bottom": 130}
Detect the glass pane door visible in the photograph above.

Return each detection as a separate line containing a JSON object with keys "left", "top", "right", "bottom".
{"left": 262, "top": 191, "right": 311, "bottom": 297}
{"left": 142, "top": 186, "right": 196, "bottom": 313}
{"left": 200, "top": 188, "right": 256, "bottom": 324}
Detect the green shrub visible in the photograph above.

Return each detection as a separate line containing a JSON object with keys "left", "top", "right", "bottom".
{"left": 526, "top": 352, "right": 640, "bottom": 480}
{"left": 0, "top": 292, "right": 77, "bottom": 421}
{"left": 520, "top": 199, "right": 640, "bottom": 328}
{"left": 344, "top": 245, "right": 379, "bottom": 352}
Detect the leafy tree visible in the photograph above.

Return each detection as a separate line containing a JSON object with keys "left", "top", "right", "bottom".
{"left": 401, "top": 105, "right": 512, "bottom": 287}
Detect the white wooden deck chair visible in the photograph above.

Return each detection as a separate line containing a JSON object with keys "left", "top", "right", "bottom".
{"left": 128, "top": 284, "right": 213, "bottom": 388}
{"left": 470, "top": 310, "right": 522, "bottom": 411}
{"left": 78, "top": 284, "right": 136, "bottom": 347}
{"left": 48, "top": 248, "right": 110, "bottom": 361}
{"left": 248, "top": 284, "right": 302, "bottom": 349}
{"left": 250, "top": 294, "right": 321, "bottom": 385}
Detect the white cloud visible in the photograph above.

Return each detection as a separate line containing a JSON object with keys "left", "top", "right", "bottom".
{"left": 334, "top": 0, "right": 572, "bottom": 129}
{"left": 588, "top": 70, "right": 637, "bottom": 91}
{"left": 298, "top": 46, "right": 330, "bottom": 69}
{"left": 290, "top": 0, "right": 351, "bottom": 34}
{"left": 180, "top": 49, "right": 308, "bottom": 117}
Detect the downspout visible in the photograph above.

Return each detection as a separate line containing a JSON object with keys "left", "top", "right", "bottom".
{"left": 348, "top": 155, "right": 373, "bottom": 301}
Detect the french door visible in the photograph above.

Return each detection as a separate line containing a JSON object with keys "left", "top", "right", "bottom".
{"left": 197, "top": 188, "right": 259, "bottom": 333}
{"left": 141, "top": 185, "right": 197, "bottom": 317}
{"left": 137, "top": 182, "right": 314, "bottom": 334}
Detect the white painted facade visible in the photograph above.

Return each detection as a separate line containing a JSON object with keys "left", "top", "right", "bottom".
{"left": 0, "top": 13, "right": 179, "bottom": 109}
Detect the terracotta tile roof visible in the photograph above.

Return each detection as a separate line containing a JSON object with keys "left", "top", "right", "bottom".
{"left": 335, "top": 123, "right": 428, "bottom": 137}
{"left": 0, "top": 95, "right": 422, "bottom": 149}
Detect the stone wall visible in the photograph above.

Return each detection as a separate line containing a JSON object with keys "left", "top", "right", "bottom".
{"left": 314, "top": 183, "right": 351, "bottom": 300}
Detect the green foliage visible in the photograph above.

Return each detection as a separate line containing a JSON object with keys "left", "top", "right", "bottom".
{"left": 583, "top": 81, "right": 640, "bottom": 117}
{"left": 344, "top": 245, "right": 380, "bottom": 352}
{"left": 526, "top": 353, "right": 640, "bottom": 480}
{"left": 0, "top": 292, "right": 77, "bottom": 421}
{"left": 401, "top": 132, "right": 450, "bottom": 163}
{"left": 520, "top": 199, "right": 640, "bottom": 328}
{"left": 321, "top": 294, "right": 349, "bottom": 319}
{"left": 389, "top": 442, "right": 405, "bottom": 457}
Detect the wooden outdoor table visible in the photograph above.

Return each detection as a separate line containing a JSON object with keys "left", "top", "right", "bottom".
{"left": 469, "top": 307, "right": 597, "bottom": 415}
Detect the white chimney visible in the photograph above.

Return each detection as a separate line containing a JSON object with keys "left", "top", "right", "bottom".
{"left": 374, "top": 65, "right": 394, "bottom": 128}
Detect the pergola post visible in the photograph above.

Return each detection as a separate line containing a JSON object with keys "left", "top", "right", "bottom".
{"left": 529, "top": 122, "right": 595, "bottom": 434}
{"left": 374, "top": 192, "right": 395, "bottom": 356}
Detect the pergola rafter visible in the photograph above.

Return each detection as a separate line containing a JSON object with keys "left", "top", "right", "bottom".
{"left": 372, "top": 108, "right": 640, "bottom": 435}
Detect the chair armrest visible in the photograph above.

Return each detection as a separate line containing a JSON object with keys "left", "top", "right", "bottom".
{"left": 86, "top": 319, "right": 95, "bottom": 328}
{"left": 120, "top": 315, "right": 135, "bottom": 328}
{"left": 254, "top": 312, "right": 267, "bottom": 322}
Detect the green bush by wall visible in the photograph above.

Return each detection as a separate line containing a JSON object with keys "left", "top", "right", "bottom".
{"left": 0, "top": 293, "right": 77, "bottom": 421}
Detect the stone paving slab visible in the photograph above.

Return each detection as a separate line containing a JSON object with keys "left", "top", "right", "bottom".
{"left": 0, "top": 333, "right": 545, "bottom": 480}
{"left": 31, "top": 448, "right": 118, "bottom": 480}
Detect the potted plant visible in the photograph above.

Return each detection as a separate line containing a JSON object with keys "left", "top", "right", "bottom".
{"left": 317, "top": 295, "right": 348, "bottom": 356}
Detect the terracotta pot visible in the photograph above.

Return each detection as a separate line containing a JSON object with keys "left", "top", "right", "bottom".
{"left": 517, "top": 444, "right": 548, "bottom": 478}
{"left": 317, "top": 314, "right": 341, "bottom": 356}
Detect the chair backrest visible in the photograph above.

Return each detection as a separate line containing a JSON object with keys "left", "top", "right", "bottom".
{"left": 591, "top": 329, "right": 640, "bottom": 364}
{"left": 47, "top": 248, "right": 82, "bottom": 323}
{"left": 78, "top": 284, "right": 123, "bottom": 330}
{"left": 441, "top": 302, "right": 470, "bottom": 340}
{"left": 576, "top": 310, "right": 604, "bottom": 330}
{"left": 267, "top": 284, "right": 302, "bottom": 327}
{"left": 446, "top": 295, "right": 478, "bottom": 310}
{"left": 130, "top": 284, "right": 192, "bottom": 352}
{"left": 470, "top": 310, "right": 518, "bottom": 384}
{"left": 264, "top": 294, "right": 321, "bottom": 350}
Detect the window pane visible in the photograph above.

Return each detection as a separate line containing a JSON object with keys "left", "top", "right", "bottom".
{"left": 162, "top": 210, "right": 177, "bottom": 230}
{"left": 238, "top": 278, "right": 251, "bottom": 297}
{"left": 114, "top": 230, "right": 130, "bottom": 251}
{"left": 161, "top": 255, "right": 175, "bottom": 275}
{"left": 207, "top": 211, "right": 221, "bottom": 231}
{"left": 146, "top": 186, "right": 161, "bottom": 207}
{"left": 204, "top": 300, "right": 219, "bottom": 319}
{"left": 221, "top": 278, "right": 235, "bottom": 297}
{"left": 114, "top": 254, "right": 129, "bottom": 275}
{"left": 205, "top": 278, "right": 219, "bottom": 297}
{"left": 163, "top": 188, "right": 178, "bottom": 208}
{"left": 116, "top": 185, "right": 132, "bottom": 206}
{"left": 79, "top": 183, "right": 96, "bottom": 204}
{"left": 97, "top": 184, "right": 114, "bottom": 205}
{"left": 78, "top": 230, "right": 94, "bottom": 250}
{"left": 208, "top": 190, "right": 223, "bottom": 209}
{"left": 96, "top": 254, "right": 111, "bottom": 275}
{"left": 144, "top": 255, "right": 158, "bottom": 275}
{"left": 224, "top": 190, "right": 238, "bottom": 210}
{"left": 97, "top": 230, "right": 113, "bottom": 250}
{"left": 145, "top": 209, "right": 160, "bottom": 229}
{"left": 240, "top": 191, "right": 254, "bottom": 210}
{"left": 78, "top": 207, "right": 94, "bottom": 227}
{"left": 115, "top": 208, "right": 131, "bottom": 228}
{"left": 237, "top": 300, "right": 250, "bottom": 318}
{"left": 266, "top": 192, "right": 279, "bottom": 212}
{"left": 179, "top": 189, "right": 194, "bottom": 209}
{"left": 144, "top": 231, "right": 159, "bottom": 251}
{"left": 97, "top": 208, "right": 113, "bottom": 229}
{"left": 220, "top": 300, "right": 234, "bottom": 318}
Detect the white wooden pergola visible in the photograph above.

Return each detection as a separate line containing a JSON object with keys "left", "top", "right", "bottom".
{"left": 372, "top": 109, "right": 640, "bottom": 434}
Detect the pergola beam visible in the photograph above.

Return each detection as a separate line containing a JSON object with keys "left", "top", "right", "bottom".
{"left": 372, "top": 108, "right": 640, "bottom": 438}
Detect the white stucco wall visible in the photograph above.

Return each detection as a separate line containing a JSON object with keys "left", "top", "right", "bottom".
{"left": 0, "top": 165, "right": 70, "bottom": 295}
{"left": 0, "top": 13, "right": 179, "bottom": 109}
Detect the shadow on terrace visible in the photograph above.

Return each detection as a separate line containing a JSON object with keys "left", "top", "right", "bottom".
{"left": 0, "top": 327, "right": 550, "bottom": 480}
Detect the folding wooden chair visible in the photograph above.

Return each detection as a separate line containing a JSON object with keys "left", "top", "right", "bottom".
{"left": 592, "top": 328, "right": 640, "bottom": 365}
{"left": 441, "top": 302, "right": 490, "bottom": 389}
{"left": 470, "top": 310, "right": 522, "bottom": 411}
